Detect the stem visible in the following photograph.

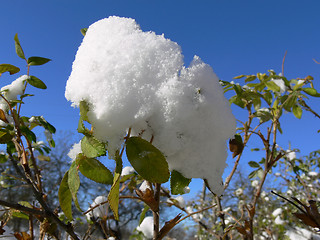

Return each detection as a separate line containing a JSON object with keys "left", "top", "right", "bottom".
{"left": 215, "top": 196, "right": 228, "bottom": 240}
{"left": 8, "top": 154, "right": 80, "bottom": 240}
{"left": 198, "top": 182, "right": 206, "bottom": 238}
{"left": 225, "top": 106, "right": 255, "bottom": 190}
{"left": 153, "top": 183, "right": 161, "bottom": 240}
{"left": 29, "top": 214, "right": 34, "bottom": 240}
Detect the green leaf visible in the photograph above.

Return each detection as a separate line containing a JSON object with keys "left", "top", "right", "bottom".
{"left": 292, "top": 104, "right": 302, "bottom": 119}
{"left": 257, "top": 73, "right": 268, "bottom": 81}
{"left": 11, "top": 210, "right": 29, "bottom": 220}
{"left": 248, "top": 161, "right": 260, "bottom": 168}
{"left": 233, "top": 84, "right": 243, "bottom": 96}
{"left": 229, "top": 95, "right": 245, "bottom": 108}
{"left": 233, "top": 74, "right": 245, "bottom": 79}
{"left": 14, "top": 34, "right": 26, "bottom": 60}
{"left": 81, "top": 28, "right": 88, "bottom": 36}
{"left": 139, "top": 205, "right": 150, "bottom": 225}
{"left": 68, "top": 162, "right": 81, "bottom": 211}
{"left": 38, "top": 117, "right": 56, "bottom": 133}
{"left": 77, "top": 154, "right": 113, "bottom": 184}
{"left": 254, "top": 109, "right": 273, "bottom": 123}
{"left": 81, "top": 135, "right": 106, "bottom": 158}
{"left": 79, "top": 100, "right": 90, "bottom": 122}
{"left": 263, "top": 91, "right": 273, "bottom": 105}
{"left": 126, "top": 137, "right": 170, "bottom": 183}
{"left": 265, "top": 81, "right": 281, "bottom": 92}
{"left": 251, "top": 148, "right": 260, "bottom": 152}
{"left": 302, "top": 88, "right": 320, "bottom": 97}
{"left": 0, "top": 131, "right": 12, "bottom": 144}
{"left": 27, "top": 56, "right": 51, "bottom": 66}
{"left": 108, "top": 152, "right": 122, "bottom": 220}
{"left": 170, "top": 170, "right": 191, "bottom": 195}
{"left": 20, "top": 126, "right": 37, "bottom": 143}
{"left": 27, "top": 76, "right": 47, "bottom": 89}
{"left": 77, "top": 118, "right": 89, "bottom": 134}
{"left": 282, "top": 94, "right": 297, "bottom": 112}
{"left": 58, "top": 171, "right": 73, "bottom": 221}
{"left": 245, "top": 75, "right": 257, "bottom": 82}
{"left": 0, "top": 154, "right": 7, "bottom": 163}
{"left": 248, "top": 169, "right": 260, "bottom": 179}
{"left": 0, "top": 64, "right": 20, "bottom": 76}
{"left": 252, "top": 97, "right": 261, "bottom": 111}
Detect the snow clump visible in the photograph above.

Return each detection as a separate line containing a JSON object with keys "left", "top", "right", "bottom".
{"left": 167, "top": 196, "right": 186, "bottom": 208}
{"left": 65, "top": 16, "right": 236, "bottom": 195}
{"left": 0, "top": 75, "right": 27, "bottom": 110}
{"left": 121, "top": 166, "right": 135, "bottom": 176}
{"left": 286, "top": 150, "right": 296, "bottom": 161}
{"left": 137, "top": 216, "right": 154, "bottom": 239}
{"left": 86, "top": 196, "right": 108, "bottom": 219}
{"left": 67, "top": 141, "right": 82, "bottom": 162}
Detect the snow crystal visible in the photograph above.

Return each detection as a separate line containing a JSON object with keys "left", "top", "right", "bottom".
{"left": 121, "top": 166, "right": 135, "bottom": 176}
{"left": 137, "top": 216, "right": 153, "bottom": 239}
{"left": 67, "top": 141, "right": 82, "bottom": 162}
{"left": 65, "top": 16, "right": 236, "bottom": 195}
{"left": 86, "top": 196, "right": 108, "bottom": 219}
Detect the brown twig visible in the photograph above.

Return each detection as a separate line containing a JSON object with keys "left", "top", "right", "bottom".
{"left": 282, "top": 50, "right": 288, "bottom": 76}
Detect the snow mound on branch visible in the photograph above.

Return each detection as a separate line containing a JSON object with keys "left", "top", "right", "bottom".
{"left": 65, "top": 16, "right": 236, "bottom": 195}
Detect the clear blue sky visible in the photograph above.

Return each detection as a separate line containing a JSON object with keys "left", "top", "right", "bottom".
{"left": 1, "top": 1, "right": 320, "bottom": 195}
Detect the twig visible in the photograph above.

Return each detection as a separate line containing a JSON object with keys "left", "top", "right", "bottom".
{"left": 282, "top": 51, "right": 288, "bottom": 76}
{"left": 0, "top": 199, "right": 44, "bottom": 216}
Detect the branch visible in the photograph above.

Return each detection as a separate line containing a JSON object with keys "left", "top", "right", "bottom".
{"left": 0, "top": 199, "right": 44, "bottom": 216}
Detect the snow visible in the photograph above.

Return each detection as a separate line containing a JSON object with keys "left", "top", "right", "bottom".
{"left": 186, "top": 206, "right": 203, "bottom": 221}
{"left": 235, "top": 188, "right": 243, "bottom": 196}
{"left": 65, "top": 16, "right": 236, "bottom": 195}
{"left": 251, "top": 180, "right": 259, "bottom": 188}
{"left": 139, "top": 180, "right": 151, "bottom": 192}
{"left": 137, "top": 216, "right": 154, "bottom": 239}
{"left": 286, "top": 227, "right": 320, "bottom": 240}
{"left": 167, "top": 196, "right": 186, "bottom": 208}
{"left": 0, "top": 225, "right": 16, "bottom": 239}
{"left": 67, "top": 141, "right": 82, "bottom": 162}
{"left": 272, "top": 208, "right": 282, "bottom": 217}
{"left": 308, "top": 171, "right": 318, "bottom": 177}
{"left": 86, "top": 196, "right": 108, "bottom": 219}
{"left": 286, "top": 150, "right": 296, "bottom": 161}
{"left": 271, "top": 78, "right": 287, "bottom": 93}
{"left": 0, "top": 75, "right": 27, "bottom": 126}
{"left": 121, "top": 166, "right": 135, "bottom": 176}
{"left": 0, "top": 75, "right": 27, "bottom": 105}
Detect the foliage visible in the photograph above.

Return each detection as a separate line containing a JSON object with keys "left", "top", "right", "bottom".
{"left": 0, "top": 32, "right": 319, "bottom": 240}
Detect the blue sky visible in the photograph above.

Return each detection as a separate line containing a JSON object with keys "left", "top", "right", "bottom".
{"left": 1, "top": 1, "right": 320, "bottom": 195}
